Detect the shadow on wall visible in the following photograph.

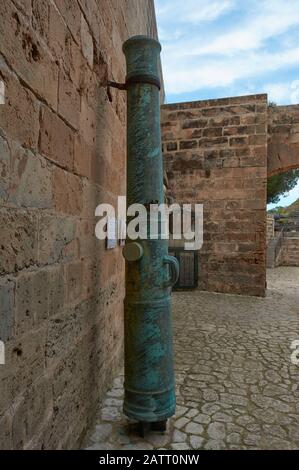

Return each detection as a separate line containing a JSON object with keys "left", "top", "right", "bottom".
{"left": 0, "top": 0, "right": 158, "bottom": 450}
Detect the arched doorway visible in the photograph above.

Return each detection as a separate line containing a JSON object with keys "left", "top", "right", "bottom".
{"left": 266, "top": 104, "right": 299, "bottom": 276}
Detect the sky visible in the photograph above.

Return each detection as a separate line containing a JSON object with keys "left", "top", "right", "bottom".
{"left": 154, "top": 0, "right": 299, "bottom": 207}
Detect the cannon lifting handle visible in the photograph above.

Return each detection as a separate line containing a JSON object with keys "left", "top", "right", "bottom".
{"left": 163, "top": 255, "right": 179, "bottom": 288}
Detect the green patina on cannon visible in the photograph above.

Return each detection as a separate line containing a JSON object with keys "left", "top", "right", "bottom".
{"left": 121, "top": 36, "right": 179, "bottom": 434}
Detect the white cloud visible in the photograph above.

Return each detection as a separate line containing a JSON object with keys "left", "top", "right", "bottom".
{"left": 155, "top": 0, "right": 234, "bottom": 26}
{"left": 264, "top": 82, "right": 294, "bottom": 104}
{"left": 167, "top": 0, "right": 299, "bottom": 58}
{"left": 158, "top": 26, "right": 184, "bottom": 42}
{"left": 163, "top": 47, "right": 299, "bottom": 94}
{"left": 156, "top": 0, "right": 299, "bottom": 96}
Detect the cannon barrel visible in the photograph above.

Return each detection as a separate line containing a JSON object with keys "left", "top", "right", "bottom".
{"left": 122, "top": 36, "right": 178, "bottom": 428}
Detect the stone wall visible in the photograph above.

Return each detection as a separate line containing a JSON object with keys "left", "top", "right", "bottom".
{"left": 162, "top": 94, "right": 268, "bottom": 296}
{"left": 0, "top": 0, "right": 158, "bottom": 450}
{"left": 267, "top": 214, "right": 275, "bottom": 245}
{"left": 278, "top": 235, "right": 299, "bottom": 266}
{"left": 268, "top": 105, "right": 299, "bottom": 176}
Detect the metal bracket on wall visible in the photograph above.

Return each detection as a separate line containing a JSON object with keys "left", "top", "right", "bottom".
{"left": 107, "top": 75, "right": 161, "bottom": 92}
{"left": 107, "top": 80, "right": 127, "bottom": 91}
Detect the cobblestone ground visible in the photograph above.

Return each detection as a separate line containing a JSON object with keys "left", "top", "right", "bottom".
{"left": 84, "top": 267, "right": 299, "bottom": 450}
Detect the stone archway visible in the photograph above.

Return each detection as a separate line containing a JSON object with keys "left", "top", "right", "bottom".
{"left": 162, "top": 97, "right": 299, "bottom": 297}
{"left": 267, "top": 105, "right": 299, "bottom": 269}
{"left": 162, "top": 94, "right": 268, "bottom": 297}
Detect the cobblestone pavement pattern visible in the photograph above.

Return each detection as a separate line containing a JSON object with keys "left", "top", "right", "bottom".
{"left": 84, "top": 267, "right": 299, "bottom": 450}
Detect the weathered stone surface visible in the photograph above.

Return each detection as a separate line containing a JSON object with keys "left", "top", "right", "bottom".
{"left": 227, "top": 432, "right": 241, "bottom": 444}
{"left": 101, "top": 407, "right": 122, "bottom": 422}
{"left": 268, "top": 105, "right": 299, "bottom": 176}
{"left": 90, "top": 424, "right": 113, "bottom": 443}
{"left": 175, "top": 406, "right": 188, "bottom": 417}
{"left": 190, "top": 435, "right": 204, "bottom": 449}
{"left": 38, "top": 214, "right": 76, "bottom": 265}
{"left": 185, "top": 408, "right": 199, "bottom": 419}
{"left": 193, "top": 413, "right": 211, "bottom": 425}
{"left": 12, "top": 376, "right": 52, "bottom": 449}
{"left": 173, "top": 416, "right": 189, "bottom": 429}
{"left": 0, "top": 61, "right": 40, "bottom": 150}
{"left": 0, "top": 136, "right": 10, "bottom": 203}
{"left": 278, "top": 236, "right": 299, "bottom": 267}
{"left": 185, "top": 422, "right": 204, "bottom": 435}
{"left": 45, "top": 304, "right": 90, "bottom": 368}
{"left": 0, "top": 0, "right": 157, "bottom": 450}
{"left": 39, "top": 106, "right": 74, "bottom": 171}
{"left": 48, "top": 3, "right": 69, "bottom": 61}
{"left": 58, "top": 70, "right": 80, "bottom": 129}
{"left": 83, "top": 268, "right": 299, "bottom": 451}
{"left": 145, "top": 432, "right": 169, "bottom": 447}
{"left": 103, "top": 398, "right": 122, "bottom": 408}
{"left": 15, "top": 269, "right": 50, "bottom": 335}
{"left": 173, "top": 429, "right": 187, "bottom": 443}
{"left": 32, "top": 0, "right": 49, "bottom": 41}
{"left": 163, "top": 94, "right": 267, "bottom": 297}
{"left": 171, "top": 443, "right": 190, "bottom": 450}
{"left": 0, "top": 209, "right": 38, "bottom": 274}
{"left": 9, "top": 147, "right": 52, "bottom": 208}
{"left": 0, "top": 410, "right": 13, "bottom": 449}
{"left": 86, "top": 442, "right": 115, "bottom": 450}
{"left": 0, "top": 278, "right": 15, "bottom": 341}
{"left": 13, "top": 0, "right": 32, "bottom": 17}
{"left": 0, "top": 1, "right": 59, "bottom": 109}
{"left": 52, "top": 167, "right": 83, "bottom": 215}
{"left": 3, "top": 0, "right": 297, "bottom": 454}
{"left": 65, "top": 261, "right": 82, "bottom": 305}
{"left": 74, "top": 135, "right": 92, "bottom": 178}
{"left": 54, "top": 0, "right": 81, "bottom": 45}
{"left": 0, "top": 326, "right": 47, "bottom": 418}
{"left": 204, "top": 439, "right": 226, "bottom": 450}
{"left": 81, "top": 14, "right": 93, "bottom": 69}
{"left": 107, "top": 388, "right": 124, "bottom": 398}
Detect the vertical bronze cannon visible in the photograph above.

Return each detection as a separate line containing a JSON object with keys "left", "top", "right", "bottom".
{"left": 121, "top": 36, "right": 179, "bottom": 435}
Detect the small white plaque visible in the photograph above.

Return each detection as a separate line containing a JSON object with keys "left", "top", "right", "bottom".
{"left": 107, "top": 217, "right": 117, "bottom": 249}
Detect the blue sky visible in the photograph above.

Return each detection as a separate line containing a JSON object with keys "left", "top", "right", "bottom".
{"left": 268, "top": 184, "right": 299, "bottom": 210}
{"left": 155, "top": 0, "right": 299, "bottom": 207}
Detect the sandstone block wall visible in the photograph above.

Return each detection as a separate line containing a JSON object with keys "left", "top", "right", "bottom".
{"left": 268, "top": 105, "right": 299, "bottom": 176}
{"left": 279, "top": 236, "right": 299, "bottom": 266}
{"left": 162, "top": 95, "right": 268, "bottom": 296}
{"left": 0, "top": 0, "right": 158, "bottom": 450}
{"left": 267, "top": 215, "right": 275, "bottom": 245}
